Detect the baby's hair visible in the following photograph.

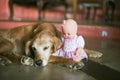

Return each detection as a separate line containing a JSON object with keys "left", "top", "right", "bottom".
{"left": 63, "top": 19, "right": 77, "bottom": 28}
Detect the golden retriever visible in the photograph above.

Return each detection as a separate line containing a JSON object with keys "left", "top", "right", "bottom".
{"left": 0, "top": 22, "right": 102, "bottom": 69}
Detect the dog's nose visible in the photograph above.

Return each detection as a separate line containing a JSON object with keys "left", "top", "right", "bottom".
{"left": 36, "top": 60, "right": 42, "bottom": 66}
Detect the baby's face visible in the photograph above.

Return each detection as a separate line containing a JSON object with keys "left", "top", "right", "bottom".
{"left": 62, "top": 19, "right": 77, "bottom": 39}
{"left": 62, "top": 27, "right": 76, "bottom": 39}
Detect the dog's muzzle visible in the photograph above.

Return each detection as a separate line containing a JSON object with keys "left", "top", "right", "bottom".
{"left": 35, "top": 60, "right": 42, "bottom": 66}
{"left": 35, "top": 59, "right": 48, "bottom": 66}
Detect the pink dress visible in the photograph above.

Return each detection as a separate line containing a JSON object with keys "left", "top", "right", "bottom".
{"left": 53, "top": 35, "right": 88, "bottom": 61}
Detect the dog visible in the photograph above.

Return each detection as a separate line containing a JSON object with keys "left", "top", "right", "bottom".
{"left": 0, "top": 22, "right": 102, "bottom": 69}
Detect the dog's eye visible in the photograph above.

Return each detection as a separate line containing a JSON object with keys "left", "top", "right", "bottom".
{"left": 32, "top": 47, "right": 36, "bottom": 51}
{"left": 43, "top": 46, "right": 49, "bottom": 51}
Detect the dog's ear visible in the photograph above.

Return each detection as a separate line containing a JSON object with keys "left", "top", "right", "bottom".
{"left": 31, "top": 23, "right": 41, "bottom": 36}
{"left": 25, "top": 40, "right": 35, "bottom": 58}
{"left": 25, "top": 40, "right": 31, "bottom": 56}
{"left": 52, "top": 37, "right": 62, "bottom": 53}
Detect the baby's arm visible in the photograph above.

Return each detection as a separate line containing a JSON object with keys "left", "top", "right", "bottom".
{"left": 75, "top": 47, "right": 83, "bottom": 56}
{"left": 75, "top": 36, "right": 85, "bottom": 56}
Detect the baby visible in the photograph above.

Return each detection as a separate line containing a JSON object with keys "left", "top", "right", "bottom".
{"left": 53, "top": 19, "right": 88, "bottom": 62}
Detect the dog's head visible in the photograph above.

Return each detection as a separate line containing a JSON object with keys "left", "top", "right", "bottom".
{"left": 25, "top": 23, "right": 61, "bottom": 66}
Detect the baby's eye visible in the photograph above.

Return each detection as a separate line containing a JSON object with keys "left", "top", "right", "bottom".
{"left": 68, "top": 33, "right": 70, "bottom": 35}
{"left": 67, "top": 33, "right": 71, "bottom": 36}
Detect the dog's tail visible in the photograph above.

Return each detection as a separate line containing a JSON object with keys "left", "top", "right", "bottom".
{"left": 84, "top": 49, "right": 103, "bottom": 58}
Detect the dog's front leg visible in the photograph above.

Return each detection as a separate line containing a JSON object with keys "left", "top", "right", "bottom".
{"left": 49, "top": 55, "right": 84, "bottom": 70}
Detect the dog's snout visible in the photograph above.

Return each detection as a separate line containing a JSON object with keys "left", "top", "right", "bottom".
{"left": 36, "top": 60, "right": 42, "bottom": 66}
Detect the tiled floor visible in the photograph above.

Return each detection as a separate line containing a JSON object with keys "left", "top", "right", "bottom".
{"left": 84, "top": 38, "right": 120, "bottom": 80}
{"left": 0, "top": 38, "right": 120, "bottom": 80}
{"left": 85, "top": 38, "right": 120, "bottom": 72}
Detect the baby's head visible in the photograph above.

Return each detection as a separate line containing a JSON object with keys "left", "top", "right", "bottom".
{"left": 62, "top": 19, "right": 77, "bottom": 38}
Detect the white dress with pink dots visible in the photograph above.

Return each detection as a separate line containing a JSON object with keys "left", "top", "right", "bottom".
{"left": 53, "top": 35, "right": 88, "bottom": 61}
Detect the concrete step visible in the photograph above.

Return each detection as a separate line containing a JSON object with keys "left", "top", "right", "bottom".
{"left": 0, "top": 21, "right": 120, "bottom": 40}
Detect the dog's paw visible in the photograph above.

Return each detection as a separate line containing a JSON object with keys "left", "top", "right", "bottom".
{"left": 89, "top": 50, "right": 103, "bottom": 58}
{"left": 66, "top": 62, "right": 84, "bottom": 70}
{"left": 0, "top": 57, "right": 12, "bottom": 66}
{"left": 21, "top": 56, "right": 34, "bottom": 66}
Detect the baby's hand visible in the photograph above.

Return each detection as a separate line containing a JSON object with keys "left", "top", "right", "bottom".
{"left": 73, "top": 49, "right": 81, "bottom": 62}
{"left": 75, "top": 51, "right": 79, "bottom": 57}
{"left": 75, "top": 47, "right": 82, "bottom": 56}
